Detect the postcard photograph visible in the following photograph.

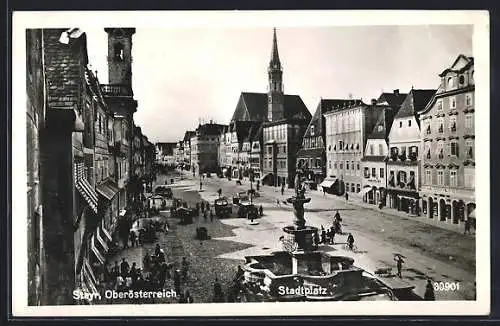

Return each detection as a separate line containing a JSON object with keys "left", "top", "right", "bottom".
{"left": 11, "top": 10, "right": 490, "bottom": 317}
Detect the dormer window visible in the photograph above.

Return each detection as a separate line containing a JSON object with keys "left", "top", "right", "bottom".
{"left": 377, "top": 125, "right": 383, "bottom": 132}
{"left": 437, "top": 100, "right": 443, "bottom": 111}
{"left": 310, "top": 125, "right": 315, "bottom": 136}
{"left": 447, "top": 76, "right": 454, "bottom": 89}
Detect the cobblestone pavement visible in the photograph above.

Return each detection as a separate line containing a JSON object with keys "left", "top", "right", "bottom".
{"left": 104, "top": 171, "right": 476, "bottom": 303}
{"left": 179, "top": 171, "right": 476, "bottom": 301}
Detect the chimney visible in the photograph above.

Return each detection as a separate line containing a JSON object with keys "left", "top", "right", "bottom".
{"left": 394, "top": 89, "right": 399, "bottom": 96}
{"left": 371, "top": 99, "right": 377, "bottom": 105}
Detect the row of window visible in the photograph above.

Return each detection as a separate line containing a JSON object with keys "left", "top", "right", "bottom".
{"left": 264, "top": 125, "right": 289, "bottom": 142}
{"left": 423, "top": 114, "right": 474, "bottom": 135}
{"left": 298, "top": 158, "right": 322, "bottom": 169}
{"left": 345, "top": 183, "right": 361, "bottom": 194}
{"left": 302, "top": 136, "right": 322, "bottom": 149}
{"left": 424, "top": 168, "right": 475, "bottom": 188}
{"left": 266, "top": 145, "right": 287, "bottom": 155}
{"left": 363, "top": 167, "right": 385, "bottom": 179}
{"left": 329, "top": 161, "right": 361, "bottom": 171}
{"left": 435, "top": 93, "right": 473, "bottom": 111}
{"left": 424, "top": 140, "right": 474, "bottom": 159}
{"left": 327, "top": 140, "right": 361, "bottom": 152}
{"left": 95, "top": 158, "right": 110, "bottom": 183}
{"left": 326, "top": 110, "right": 361, "bottom": 135}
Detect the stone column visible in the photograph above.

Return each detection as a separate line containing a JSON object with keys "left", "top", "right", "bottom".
{"left": 292, "top": 256, "right": 298, "bottom": 275}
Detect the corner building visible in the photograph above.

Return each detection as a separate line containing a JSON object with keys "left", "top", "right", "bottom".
{"left": 418, "top": 55, "right": 475, "bottom": 227}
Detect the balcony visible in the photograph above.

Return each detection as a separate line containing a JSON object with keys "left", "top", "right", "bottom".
{"left": 101, "top": 84, "right": 134, "bottom": 97}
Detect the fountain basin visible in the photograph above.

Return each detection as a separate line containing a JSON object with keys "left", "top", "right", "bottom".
{"left": 241, "top": 251, "right": 396, "bottom": 301}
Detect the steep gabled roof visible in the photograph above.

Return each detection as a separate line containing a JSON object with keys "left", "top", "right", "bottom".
{"left": 183, "top": 131, "right": 196, "bottom": 142}
{"left": 230, "top": 92, "right": 311, "bottom": 123}
{"left": 43, "top": 28, "right": 89, "bottom": 110}
{"left": 197, "top": 123, "right": 226, "bottom": 136}
{"left": 283, "top": 95, "right": 311, "bottom": 120}
{"left": 302, "top": 99, "right": 362, "bottom": 139}
{"left": 231, "top": 92, "right": 268, "bottom": 122}
{"left": 439, "top": 54, "right": 474, "bottom": 77}
{"left": 377, "top": 91, "right": 408, "bottom": 107}
{"left": 394, "top": 89, "right": 436, "bottom": 119}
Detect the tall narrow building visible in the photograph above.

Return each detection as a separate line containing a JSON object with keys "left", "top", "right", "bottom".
{"left": 261, "top": 28, "right": 311, "bottom": 187}
{"left": 101, "top": 28, "right": 138, "bottom": 216}
{"left": 268, "top": 28, "right": 284, "bottom": 122}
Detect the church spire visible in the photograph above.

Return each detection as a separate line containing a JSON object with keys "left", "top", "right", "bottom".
{"left": 270, "top": 27, "right": 281, "bottom": 68}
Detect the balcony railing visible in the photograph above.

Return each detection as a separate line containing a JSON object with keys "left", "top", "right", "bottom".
{"left": 101, "top": 84, "right": 134, "bottom": 97}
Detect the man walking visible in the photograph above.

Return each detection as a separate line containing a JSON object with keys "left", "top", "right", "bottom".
{"left": 281, "top": 185, "right": 284, "bottom": 196}
{"left": 394, "top": 255, "right": 404, "bottom": 278}
{"left": 345, "top": 192, "right": 349, "bottom": 202}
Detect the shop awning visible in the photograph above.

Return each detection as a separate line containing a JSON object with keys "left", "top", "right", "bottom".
{"left": 319, "top": 179, "right": 336, "bottom": 188}
{"left": 91, "top": 235, "right": 105, "bottom": 265}
{"left": 82, "top": 259, "right": 98, "bottom": 294}
{"left": 359, "top": 187, "right": 372, "bottom": 196}
{"left": 101, "top": 224, "right": 113, "bottom": 243}
{"left": 96, "top": 227, "right": 109, "bottom": 253}
{"left": 96, "top": 180, "right": 119, "bottom": 201}
{"left": 74, "top": 163, "right": 98, "bottom": 213}
{"left": 260, "top": 174, "right": 272, "bottom": 182}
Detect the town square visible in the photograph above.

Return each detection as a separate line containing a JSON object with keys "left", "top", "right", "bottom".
{"left": 19, "top": 13, "right": 485, "bottom": 310}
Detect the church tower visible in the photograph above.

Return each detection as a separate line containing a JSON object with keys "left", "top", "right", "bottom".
{"left": 267, "top": 28, "right": 284, "bottom": 122}
{"left": 105, "top": 28, "right": 135, "bottom": 86}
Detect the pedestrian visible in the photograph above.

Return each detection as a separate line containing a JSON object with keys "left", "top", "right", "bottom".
{"left": 174, "top": 269, "right": 181, "bottom": 295}
{"left": 345, "top": 192, "right": 349, "bottom": 201}
{"left": 206, "top": 202, "right": 210, "bottom": 211}
{"left": 394, "top": 255, "right": 404, "bottom": 278}
{"left": 112, "top": 261, "right": 120, "bottom": 279}
{"left": 210, "top": 210, "right": 214, "bottom": 222}
{"left": 313, "top": 231, "right": 320, "bottom": 249}
{"left": 196, "top": 203, "right": 200, "bottom": 215}
{"left": 326, "top": 229, "right": 331, "bottom": 244}
{"left": 330, "top": 227, "right": 336, "bottom": 245}
{"left": 143, "top": 250, "right": 151, "bottom": 272}
{"left": 347, "top": 233, "right": 355, "bottom": 251}
{"left": 424, "top": 279, "right": 435, "bottom": 300}
{"left": 120, "top": 258, "right": 130, "bottom": 277}
{"left": 181, "top": 257, "right": 189, "bottom": 282}
{"left": 218, "top": 188, "right": 222, "bottom": 198}
{"left": 200, "top": 181, "right": 203, "bottom": 191}
{"left": 259, "top": 205, "right": 263, "bottom": 216}
{"left": 203, "top": 210, "right": 208, "bottom": 221}
{"left": 321, "top": 228, "right": 326, "bottom": 244}
{"left": 201, "top": 201, "right": 205, "bottom": 212}
{"left": 129, "top": 230, "right": 137, "bottom": 247}
{"left": 464, "top": 219, "right": 472, "bottom": 235}
{"left": 281, "top": 185, "right": 284, "bottom": 196}
{"left": 213, "top": 277, "right": 223, "bottom": 302}
{"left": 130, "top": 262, "right": 138, "bottom": 281}
{"left": 185, "top": 290, "right": 194, "bottom": 303}
{"left": 323, "top": 187, "right": 325, "bottom": 196}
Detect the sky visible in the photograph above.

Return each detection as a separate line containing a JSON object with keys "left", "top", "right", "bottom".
{"left": 83, "top": 25, "right": 472, "bottom": 143}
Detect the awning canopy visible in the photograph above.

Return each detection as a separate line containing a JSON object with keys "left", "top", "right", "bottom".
{"left": 319, "top": 179, "right": 336, "bottom": 188}
{"left": 96, "top": 227, "right": 109, "bottom": 253}
{"left": 91, "top": 235, "right": 105, "bottom": 265}
{"left": 74, "top": 163, "right": 98, "bottom": 213}
{"left": 101, "top": 223, "right": 113, "bottom": 243}
{"left": 359, "top": 187, "right": 372, "bottom": 196}
{"left": 260, "top": 173, "right": 272, "bottom": 182}
{"left": 82, "top": 258, "right": 98, "bottom": 294}
{"left": 96, "top": 180, "right": 119, "bottom": 201}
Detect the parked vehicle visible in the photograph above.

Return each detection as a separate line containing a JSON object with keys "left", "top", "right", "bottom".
{"left": 215, "top": 197, "right": 232, "bottom": 218}
{"left": 154, "top": 185, "right": 173, "bottom": 199}
{"left": 237, "top": 202, "right": 259, "bottom": 219}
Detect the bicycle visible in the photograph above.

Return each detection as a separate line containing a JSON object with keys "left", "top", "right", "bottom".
{"left": 343, "top": 243, "right": 358, "bottom": 252}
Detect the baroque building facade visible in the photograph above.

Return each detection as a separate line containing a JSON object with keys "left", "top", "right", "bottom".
{"left": 418, "top": 55, "right": 475, "bottom": 227}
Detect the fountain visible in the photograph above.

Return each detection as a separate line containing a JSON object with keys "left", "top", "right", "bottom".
{"left": 282, "top": 168, "right": 318, "bottom": 254}
{"left": 237, "top": 166, "right": 400, "bottom": 302}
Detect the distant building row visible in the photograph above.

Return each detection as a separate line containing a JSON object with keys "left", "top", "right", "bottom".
{"left": 171, "top": 29, "right": 475, "bottom": 229}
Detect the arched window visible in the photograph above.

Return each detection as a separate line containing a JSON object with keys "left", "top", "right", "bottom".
{"left": 114, "top": 42, "right": 124, "bottom": 61}
{"left": 447, "top": 77, "right": 454, "bottom": 89}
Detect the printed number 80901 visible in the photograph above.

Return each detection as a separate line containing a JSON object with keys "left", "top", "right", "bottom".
{"left": 433, "top": 282, "right": 460, "bottom": 291}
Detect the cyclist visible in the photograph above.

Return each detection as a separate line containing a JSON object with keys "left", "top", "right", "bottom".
{"left": 347, "top": 233, "right": 355, "bottom": 251}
